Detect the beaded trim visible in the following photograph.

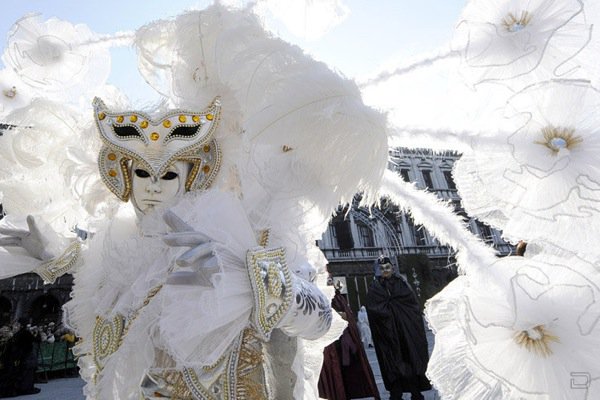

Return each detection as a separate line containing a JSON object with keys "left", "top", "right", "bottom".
{"left": 246, "top": 247, "right": 292, "bottom": 341}
{"left": 91, "top": 282, "right": 167, "bottom": 383}
{"left": 34, "top": 241, "right": 81, "bottom": 284}
{"left": 257, "top": 229, "right": 270, "bottom": 247}
{"left": 92, "top": 314, "right": 125, "bottom": 375}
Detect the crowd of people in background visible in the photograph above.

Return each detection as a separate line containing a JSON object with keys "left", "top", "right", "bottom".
{"left": 0, "top": 318, "right": 76, "bottom": 398}
{"left": 0, "top": 320, "right": 75, "bottom": 346}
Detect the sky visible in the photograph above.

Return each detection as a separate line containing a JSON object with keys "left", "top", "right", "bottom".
{"left": 0, "top": 0, "right": 467, "bottom": 105}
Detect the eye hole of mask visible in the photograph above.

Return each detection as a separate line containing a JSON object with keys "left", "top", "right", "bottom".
{"left": 113, "top": 125, "right": 142, "bottom": 138}
{"left": 170, "top": 125, "right": 200, "bottom": 137}
{"left": 161, "top": 171, "right": 178, "bottom": 180}
{"left": 134, "top": 169, "right": 151, "bottom": 178}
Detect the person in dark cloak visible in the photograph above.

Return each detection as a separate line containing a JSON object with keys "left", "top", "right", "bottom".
{"left": 0, "top": 318, "right": 41, "bottom": 398}
{"left": 318, "top": 282, "right": 380, "bottom": 400}
{"left": 366, "top": 256, "right": 431, "bottom": 400}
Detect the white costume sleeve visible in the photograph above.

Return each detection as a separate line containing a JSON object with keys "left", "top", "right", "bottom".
{"left": 276, "top": 274, "right": 332, "bottom": 339}
{"left": 0, "top": 215, "right": 81, "bottom": 282}
{"left": 160, "top": 191, "right": 332, "bottom": 369}
{"left": 0, "top": 247, "right": 41, "bottom": 279}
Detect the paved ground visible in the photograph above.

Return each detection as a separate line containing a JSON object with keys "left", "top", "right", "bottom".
{"left": 15, "top": 324, "right": 439, "bottom": 400}
{"left": 361, "top": 326, "right": 440, "bottom": 400}
{"left": 13, "top": 377, "right": 84, "bottom": 400}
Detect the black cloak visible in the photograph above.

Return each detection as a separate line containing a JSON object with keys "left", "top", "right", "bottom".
{"left": 366, "top": 275, "right": 431, "bottom": 395}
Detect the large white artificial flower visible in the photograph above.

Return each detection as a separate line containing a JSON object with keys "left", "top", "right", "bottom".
{"left": 426, "top": 254, "right": 600, "bottom": 400}
{"left": 0, "top": 99, "right": 97, "bottom": 234}
{"left": 2, "top": 14, "right": 111, "bottom": 98}
{"left": 454, "top": 0, "right": 591, "bottom": 86}
{"left": 454, "top": 79, "right": 600, "bottom": 255}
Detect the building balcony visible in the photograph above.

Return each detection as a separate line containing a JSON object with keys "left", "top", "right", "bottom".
{"left": 321, "top": 245, "right": 455, "bottom": 262}
{"left": 431, "top": 188, "right": 460, "bottom": 201}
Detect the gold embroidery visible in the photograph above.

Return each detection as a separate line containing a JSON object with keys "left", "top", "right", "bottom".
{"left": 258, "top": 229, "right": 270, "bottom": 247}
{"left": 92, "top": 281, "right": 167, "bottom": 383}
{"left": 35, "top": 241, "right": 81, "bottom": 284}
{"left": 246, "top": 247, "right": 292, "bottom": 340}
{"left": 181, "top": 329, "right": 268, "bottom": 400}
{"left": 92, "top": 315, "right": 125, "bottom": 376}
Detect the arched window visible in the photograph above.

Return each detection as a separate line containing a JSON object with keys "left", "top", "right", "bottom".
{"left": 356, "top": 221, "right": 375, "bottom": 247}
{"left": 29, "top": 294, "right": 61, "bottom": 325}
{"left": 331, "top": 213, "right": 354, "bottom": 250}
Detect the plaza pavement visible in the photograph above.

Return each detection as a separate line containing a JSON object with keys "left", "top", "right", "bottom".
{"left": 15, "top": 325, "right": 439, "bottom": 400}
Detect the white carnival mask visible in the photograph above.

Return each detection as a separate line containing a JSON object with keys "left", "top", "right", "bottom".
{"left": 93, "top": 97, "right": 221, "bottom": 201}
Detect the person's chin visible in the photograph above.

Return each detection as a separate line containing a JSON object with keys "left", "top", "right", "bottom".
{"left": 134, "top": 203, "right": 159, "bottom": 216}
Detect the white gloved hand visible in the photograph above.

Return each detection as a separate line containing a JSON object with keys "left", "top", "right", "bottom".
{"left": 162, "top": 210, "right": 220, "bottom": 287}
{"left": 0, "top": 215, "right": 54, "bottom": 261}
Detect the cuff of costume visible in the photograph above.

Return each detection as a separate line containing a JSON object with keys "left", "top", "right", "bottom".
{"left": 246, "top": 246, "right": 293, "bottom": 341}
{"left": 277, "top": 275, "right": 332, "bottom": 339}
{"left": 34, "top": 240, "right": 81, "bottom": 284}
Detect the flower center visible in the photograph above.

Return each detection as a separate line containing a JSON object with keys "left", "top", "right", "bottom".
{"left": 502, "top": 11, "right": 532, "bottom": 33}
{"left": 535, "top": 126, "right": 583, "bottom": 154}
{"left": 514, "top": 325, "right": 559, "bottom": 357}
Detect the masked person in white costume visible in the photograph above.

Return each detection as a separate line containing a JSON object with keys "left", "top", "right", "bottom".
{"left": 0, "top": 95, "right": 333, "bottom": 400}
{"left": 0, "top": 4, "right": 389, "bottom": 399}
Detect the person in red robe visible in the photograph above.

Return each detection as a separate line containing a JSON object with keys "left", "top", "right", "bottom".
{"left": 318, "top": 284, "right": 380, "bottom": 399}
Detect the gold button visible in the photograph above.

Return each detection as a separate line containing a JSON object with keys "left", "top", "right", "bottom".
{"left": 192, "top": 115, "right": 200, "bottom": 123}
{"left": 116, "top": 116, "right": 124, "bottom": 123}
{"left": 98, "top": 112, "right": 106, "bottom": 120}
{"left": 130, "top": 115, "right": 138, "bottom": 123}
{"left": 150, "top": 132, "right": 160, "bottom": 141}
{"left": 107, "top": 153, "right": 117, "bottom": 161}
{"left": 206, "top": 114, "right": 214, "bottom": 121}
{"left": 108, "top": 169, "right": 117, "bottom": 177}
{"left": 163, "top": 120, "right": 171, "bottom": 128}
{"left": 140, "top": 120, "right": 149, "bottom": 129}
{"left": 179, "top": 115, "right": 186, "bottom": 123}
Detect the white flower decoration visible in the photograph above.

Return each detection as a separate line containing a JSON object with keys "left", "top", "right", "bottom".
{"left": 454, "top": 79, "right": 600, "bottom": 254}
{"left": 426, "top": 255, "right": 600, "bottom": 400}
{"left": 2, "top": 14, "right": 111, "bottom": 97}
{"left": 454, "top": 0, "right": 591, "bottom": 86}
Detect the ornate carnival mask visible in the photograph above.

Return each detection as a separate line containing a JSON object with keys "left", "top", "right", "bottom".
{"left": 93, "top": 97, "right": 221, "bottom": 201}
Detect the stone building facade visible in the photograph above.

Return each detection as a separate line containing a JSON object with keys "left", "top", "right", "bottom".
{"left": 317, "top": 148, "right": 513, "bottom": 313}
{"left": 0, "top": 273, "right": 73, "bottom": 326}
